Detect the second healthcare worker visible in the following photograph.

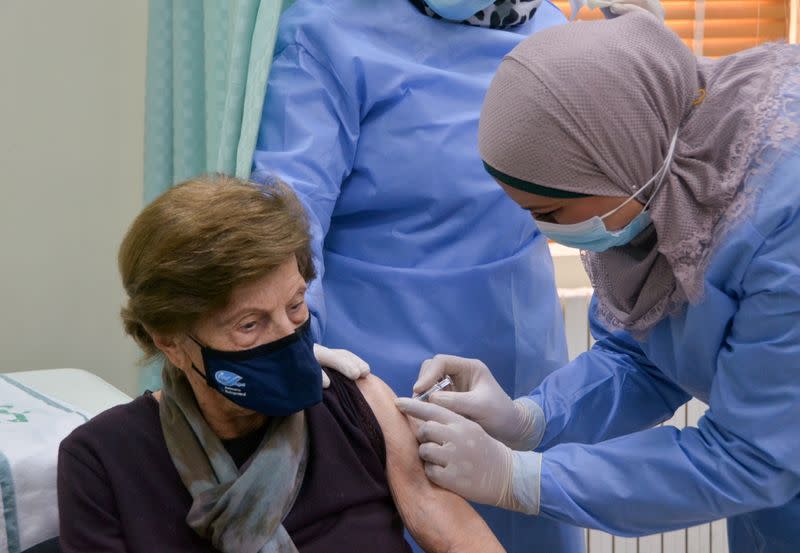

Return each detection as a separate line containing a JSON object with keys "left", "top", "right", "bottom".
{"left": 253, "top": 1, "right": 663, "bottom": 550}
{"left": 399, "top": 12, "right": 800, "bottom": 553}
{"left": 251, "top": 0, "right": 617, "bottom": 550}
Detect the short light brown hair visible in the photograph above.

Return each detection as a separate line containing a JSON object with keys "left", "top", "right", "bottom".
{"left": 119, "top": 174, "right": 315, "bottom": 359}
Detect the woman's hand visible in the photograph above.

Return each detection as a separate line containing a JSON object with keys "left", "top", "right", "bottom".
{"left": 412, "top": 355, "right": 540, "bottom": 450}
{"left": 395, "top": 399, "right": 541, "bottom": 516}
{"left": 314, "top": 344, "right": 370, "bottom": 388}
{"left": 398, "top": 399, "right": 515, "bottom": 507}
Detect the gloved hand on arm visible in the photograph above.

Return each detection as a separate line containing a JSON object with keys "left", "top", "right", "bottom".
{"left": 412, "top": 354, "right": 544, "bottom": 451}
{"left": 395, "top": 399, "right": 543, "bottom": 516}
{"left": 314, "top": 343, "right": 370, "bottom": 388}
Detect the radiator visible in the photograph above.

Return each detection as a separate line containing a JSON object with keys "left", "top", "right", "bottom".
{"left": 558, "top": 288, "right": 729, "bottom": 553}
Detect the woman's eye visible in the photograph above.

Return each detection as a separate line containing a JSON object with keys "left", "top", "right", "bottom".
{"left": 240, "top": 321, "right": 258, "bottom": 332}
{"left": 290, "top": 301, "right": 305, "bottom": 311}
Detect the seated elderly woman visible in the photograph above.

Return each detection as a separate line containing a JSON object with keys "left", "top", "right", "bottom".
{"left": 56, "top": 176, "right": 504, "bottom": 553}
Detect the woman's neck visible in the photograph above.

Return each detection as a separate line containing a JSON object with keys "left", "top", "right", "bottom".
{"left": 196, "top": 390, "right": 268, "bottom": 439}
{"left": 207, "top": 410, "right": 267, "bottom": 440}
{"left": 153, "top": 386, "right": 268, "bottom": 440}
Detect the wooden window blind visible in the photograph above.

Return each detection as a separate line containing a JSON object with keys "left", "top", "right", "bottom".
{"left": 550, "top": 0, "right": 792, "bottom": 56}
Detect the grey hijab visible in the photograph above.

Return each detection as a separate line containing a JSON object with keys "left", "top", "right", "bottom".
{"left": 479, "top": 12, "right": 800, "bottom": 334}
{"left": 159, "top": 365, "right": 308, "bottom": 553}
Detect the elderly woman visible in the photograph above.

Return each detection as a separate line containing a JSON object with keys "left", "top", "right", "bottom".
{"left": 399, "top": 12, "right": 800, "bottom": 553}
{"left": 57, "top": 176, "right": 503, "bottom": 553}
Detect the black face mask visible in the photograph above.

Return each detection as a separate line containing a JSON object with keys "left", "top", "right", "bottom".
{"left": 190, "top": 319, "right": 322, "bottom": 416}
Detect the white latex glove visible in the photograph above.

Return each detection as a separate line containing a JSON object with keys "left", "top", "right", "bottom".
{"left": 314, "top": 343, "right": 370, "bottom": 389}
{"left": 395, "top": 398, "right": 542, "bottom": 515}
{"left": 413, "top": 355, "right": 543, "bottom": 450}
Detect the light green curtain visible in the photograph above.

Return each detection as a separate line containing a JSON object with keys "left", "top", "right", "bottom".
{"left": 140, "top": 0, "right": 294, "bottom": 390}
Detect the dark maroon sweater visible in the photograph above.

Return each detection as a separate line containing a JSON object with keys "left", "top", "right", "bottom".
{"left": 57, "top": 373, "right": 411, "bottom": 553}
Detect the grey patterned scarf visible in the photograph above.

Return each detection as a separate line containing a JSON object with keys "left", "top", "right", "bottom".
{"left": 159, "top": 365, "right": 308, "bottom": 553}
{"left": 480, "top": 13, "right": 800, "bottom": 334}
{"left": 409, "top": 0, "right": 542, "bottom": 28}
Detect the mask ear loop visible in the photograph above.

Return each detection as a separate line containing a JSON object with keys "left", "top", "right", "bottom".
{"left": 601, "top": 131, "right": 679, "bottom": 221}
{"left": 187, "top": 334, "right": 209, "bottom": 381}
{"left": 190, "top": 363, "right": 208, "bottom": 380}
{"left": 641, "top": 131, "right": 679, "bottom": 211}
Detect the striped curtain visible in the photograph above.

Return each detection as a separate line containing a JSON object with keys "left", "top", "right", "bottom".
{"left": 143, "top": 0, "right": 295, "bottom": 203}
{"left": 140, "top": 0, "right": 294, "bottom": 391}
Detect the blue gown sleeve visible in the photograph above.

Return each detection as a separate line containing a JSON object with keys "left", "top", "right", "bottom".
{"left": 252, "top": 44, "right": 360, "bottom": 340}
{"left": 528, "top": 298, "right": 690, "bottom": 449}
{"left": 536, "top": 221, "right": 800, "bottom": 536}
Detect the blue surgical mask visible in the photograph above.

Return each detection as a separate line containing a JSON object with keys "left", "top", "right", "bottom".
{"left": 424, "top": 0, "right": 496, "bottom": 20}
{"left": 190, "top": 318, "right": 323, "bottom": 417}
{"left": 537, "top": 208, "right": 654, "bottom": 252}
{"left": 536, "top": 133, "right": 678, "bottom": 253}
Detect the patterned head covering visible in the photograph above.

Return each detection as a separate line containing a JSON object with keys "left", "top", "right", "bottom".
{"left": 409, "top": 0, "right": 541, "bottom": 28}
{"left": 479, "top": 12, "right": 799, "bottom": 334}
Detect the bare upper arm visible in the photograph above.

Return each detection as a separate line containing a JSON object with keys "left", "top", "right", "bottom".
{"left": 356, "top": 375, "right": 504, "bottom": 553}
{"left": 356, "top": 375, "right": 423, "bottom": 475}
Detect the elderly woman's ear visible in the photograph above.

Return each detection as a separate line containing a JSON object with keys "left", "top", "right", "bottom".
{"left": 151, "top": 333, "right": 192, "bottom": 372}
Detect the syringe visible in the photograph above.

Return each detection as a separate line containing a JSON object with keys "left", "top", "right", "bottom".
{"left": 413, "top": 375, "right": 453, "bottom": 402}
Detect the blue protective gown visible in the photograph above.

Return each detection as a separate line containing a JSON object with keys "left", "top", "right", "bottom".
{"left": 528, "top": 87, "right": 800, "bottom": 551}
{"left": 252, "top": 1, "right": 584, "bottom": 551}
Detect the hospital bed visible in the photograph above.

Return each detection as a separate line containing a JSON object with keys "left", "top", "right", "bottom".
{"left": 0, "top": 369, "right": 131, "bottom": 553}
{"left": 7, "top": 369, "right": 131, "bottom": 418}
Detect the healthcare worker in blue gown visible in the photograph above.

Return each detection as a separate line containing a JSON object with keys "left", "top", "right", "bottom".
{"left": 397, "top": 12, "right": 800, "bottom": 553}
{"left": 247, "top": 0, "right": 665, "bottom": 550}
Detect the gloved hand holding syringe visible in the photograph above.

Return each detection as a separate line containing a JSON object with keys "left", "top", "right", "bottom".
{"left": 397, "top": 356, "right": 548, "bottom": 515}
{"left": 413, "top": 375, "right": 453, "bottom": 402}
{"left": 402, "top": 355, "right": 542, "bottom": 451}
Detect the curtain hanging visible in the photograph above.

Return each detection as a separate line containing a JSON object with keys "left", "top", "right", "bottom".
{"left": 140, "top": 0, "right": 293, "bottom": 390}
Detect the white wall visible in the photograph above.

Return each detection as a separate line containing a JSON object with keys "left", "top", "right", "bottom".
{"left": 0, "top": 1, "right": 148, "bottom": 394}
